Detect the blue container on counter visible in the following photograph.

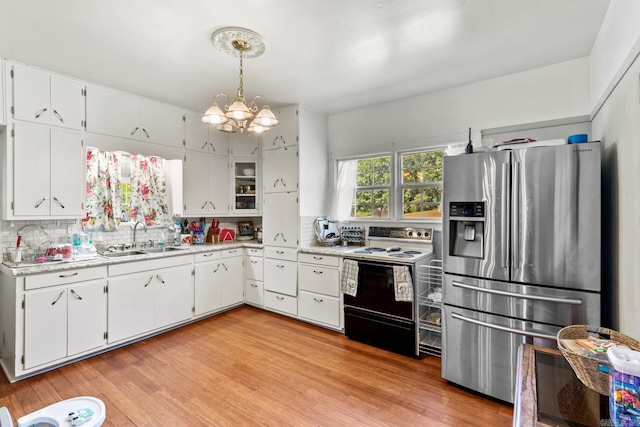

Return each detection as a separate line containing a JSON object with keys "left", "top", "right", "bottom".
{"left": 568, "top": 134, "right": 588, "bottom": 144}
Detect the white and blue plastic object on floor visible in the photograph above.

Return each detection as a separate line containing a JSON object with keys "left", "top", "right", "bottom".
{"left": 0, "top": 396, "right": 105, "bottom": 427}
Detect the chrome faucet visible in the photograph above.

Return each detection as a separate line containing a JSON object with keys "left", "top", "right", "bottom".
{"left": 132, "top": 221, "right": 147, "bottom": 247}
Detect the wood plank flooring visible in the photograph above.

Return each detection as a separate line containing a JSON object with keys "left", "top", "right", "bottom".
{"left": 0, "top": 306, "right": 513, "bottom": 426}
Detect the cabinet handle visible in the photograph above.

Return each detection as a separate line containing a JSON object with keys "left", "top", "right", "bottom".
{"left": 251, "top": 147, "right": 258, "bottom": 155}
{"left": 280, "top": 234, "right": 287, "bottom": 243}
{"left": 250, "top": 260, "right": 258, "bottom": 264}
{"left": 52, "top": 109, "right": 64, "bottom": 123}
{"left": 130, "top": 127, "right": 139, "bottom": 136}
{"left": 214, "top": 263, "right": 221, "bottom": 273}
{"left": 228, "top": 250, "right": 237, "bottom": 254}
{"left": 51, "top": 291, "right": 64, "bottom": 305}
{"left": 209, "top": 201, "right": 216, "bottom": 210}
{"left": 221, "top": 263, "right": 228, "bottom": 271}
{"left": 58, "top": 272, "right": 78, "bottom": 278}
{"left": 144, "top": 276, "right": 153, "bottom": 287}
{"left": 70, "top": 289, "right": 83, "bottom": 300}
{"left": 200, "top": 201, "right": 208, "bottom": 209}
{"left": 250, "top": 249, "right": 258, "bottom": 253}
{"left": 276, "top": 264, "right": 285, "bottom": 269}
{"left": 280, "top": 179, "right": 287, "bottom": 188}
{"left": 201, "top": 141, "right": 209, "bottom": 150}
{"left": 313, "top": 256, "right": 323, "bottom": 260}
{"left": 203, "top": 253, "right": 215, "bottom": 257}
{"left": 35, "top": 107, "right": 48, "bottom": 119}
{"left": 280, "top": 136, "right": 287, "bottom": 146}
{"left": 209, "top": 142, "right": 216, "bottom": 152}
{"left": 250, "top": 283, "right": 258, "bottom": 288}
{"left": 272, "top": 136, "right": 278, "bottom": 147}
{"left": 276, "top": 296, "right": 284, "bottom": 301}
{"left": 142, "top": 128, "right": 150, "bottom": 138}
{"left": 313, "top": 270, "right": 323, "bottom": 275}
{"left": 34, "top": 197, "right": 47, "bottom": 208}
{"left": 52, "top": 197, "right": 65, "bottom": 209}
{"left": 313, "top": 298, "right": 324, "bottom": 303}
{"left": 273, "top": 178, "right": 281, "bottom": 188}
{"left": 273, "top": 233, "right": 280, "bottom": 242}
{"left": 276, "top": 250, "right": 284, "bottom": 254}
{"left": 156, "top": 274, "right": 165, "bottom": 284}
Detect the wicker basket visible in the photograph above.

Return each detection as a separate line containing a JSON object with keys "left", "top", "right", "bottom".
{"left": 557, "top": 325, "right": 640, "bottom": 395}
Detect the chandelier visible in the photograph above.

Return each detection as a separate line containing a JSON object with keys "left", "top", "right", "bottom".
{"left": 202, "top": 27, "right": 279, "bottom": 134}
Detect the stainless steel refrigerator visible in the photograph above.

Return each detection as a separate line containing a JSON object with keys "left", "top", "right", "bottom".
{"left": 441, "top": 142, "right": 602, "bottom": 403}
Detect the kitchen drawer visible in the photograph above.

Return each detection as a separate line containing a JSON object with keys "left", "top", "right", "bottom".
{"left": 298, "top": 291, "right": 341, "bottom": 328}
{"left": 245, "top": 280, "right": 264, "bottom": 307}
{"left": 194, "top": 251, "right": 220, "bottom": 263}
{"left": 299, "top": 252, "right": 340, "bottom": 268}
{"left": 220, "top": 248, "right": 242, "bottom": 259}
{"left": 264, "top": 246, "right": 297, "bottom": 262}
{"left": 264, "top": 290, "right": 297, "bottom": 316}
{"left": 298, "top": 264, "right": 339, "bottom": 297}
{"left": 245, "top": 247, "right": 264, "bottom": 257}
{"left": 264, "top": 258, "right": 297, "bottom": 296}
{"left": 108, "top": 255, "right": 192, "bottom": 276}
{"left": 25, "top": 266, "right": 107, "bottom": 290}
{"left": 245, "top": 256, "right": 264, "bottom": 281}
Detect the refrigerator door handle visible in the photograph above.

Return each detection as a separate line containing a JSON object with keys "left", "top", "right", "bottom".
{"left": 501, "top": 163, "right": 508, "bottom": 268}
{"left": 452, "top": 280, "right": 583, "bottom": 305}
{"left": 512, "top": 161, "right": 521, "bottom": 268}
{"left": 451, "top": 312, "right": 557, "bottom": 341}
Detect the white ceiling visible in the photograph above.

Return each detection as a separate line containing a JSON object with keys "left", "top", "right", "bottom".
{"left": 0, "top": 0, "right": 610, "bottom": 115}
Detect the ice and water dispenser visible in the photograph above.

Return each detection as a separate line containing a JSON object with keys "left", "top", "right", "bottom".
{"left": 448, "top": 202, "right": 485, "bottom": 259}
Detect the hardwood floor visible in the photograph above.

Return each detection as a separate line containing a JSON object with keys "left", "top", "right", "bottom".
{"left": 0, "top": 306, "right": 513, "bottom": 426}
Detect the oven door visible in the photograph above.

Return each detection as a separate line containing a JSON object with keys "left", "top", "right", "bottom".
{"left": 343, "top": 259, "right": 413, "bottom": 320}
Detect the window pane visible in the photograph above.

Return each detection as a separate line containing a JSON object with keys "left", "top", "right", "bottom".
{"left": 423, "top": 187, "right": 442, "bottom": 203}
{"left": 357, "top": 171, "right": 372, "bottom": 186}
{"left": 403, "top": 203, "right": 422, "bottom": 218}
{"left": 403, "top": 188, "right": 421, "bottom": 203}
{"left": 372, "top": 204, "right": 389, "bottom": 218}
{"left": 373, "top": 170, "right": 391, "bottom": 186}
{"left": 423, "top": 203, "right": 442, "bottom": 218}
{"left": 422, "top": 150, "right": 444, "bottom": 167}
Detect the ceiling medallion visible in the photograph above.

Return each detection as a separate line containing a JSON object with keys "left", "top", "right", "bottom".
{"left": 202, "top": 27, "right": 278, "bottom": 134}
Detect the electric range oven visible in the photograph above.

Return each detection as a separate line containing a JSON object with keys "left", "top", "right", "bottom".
{"left": 343, "top": 226, "right": 434, "bottom": 358}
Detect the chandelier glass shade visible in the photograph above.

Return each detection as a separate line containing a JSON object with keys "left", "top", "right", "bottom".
{"left": 202, "top": 27, "right": 279, "bottom": 134}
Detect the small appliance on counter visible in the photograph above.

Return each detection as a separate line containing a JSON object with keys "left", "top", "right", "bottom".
{"left": 313, "top": 218, "right": 340, "bottom": 246}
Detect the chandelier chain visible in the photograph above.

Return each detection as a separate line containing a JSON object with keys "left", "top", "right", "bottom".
{"left": 238, "top": 51, "right": 244, "bottom": 97}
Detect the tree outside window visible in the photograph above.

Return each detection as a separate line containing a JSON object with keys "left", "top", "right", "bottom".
{"left": 352, "top": 155, "right": 391, "bottom": 218}
{"left": 400, "top": 150, "right": 444, "bottom": 219}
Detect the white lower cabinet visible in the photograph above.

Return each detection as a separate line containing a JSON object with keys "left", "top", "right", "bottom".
{"left": 264, "top": 291, "right": 298, "bottom": 316}
{"left": 219, "top": 249, "right": 244, "bottom": 308}
{"left": 263, "top": 247, "right": 298, "bottom": 315}
{"left": 21, "top": 267, "right": 107, "bottom": 370}
{"left": 108, "top": 261, "right": 193, "bottom": 343}
{"left": 194, "top": 249, "right": 243, "bottom": 316}
{"left": 297, "top": 253, "right": 342, "bottom": 329}
{"left": 244, "top": 248, "right": 264, "bottom": 307}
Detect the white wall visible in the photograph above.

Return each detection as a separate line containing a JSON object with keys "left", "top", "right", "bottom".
{"left": 329, "top": 57, "right": 591, "bottom": 158}
{"left": 590, "top": 1, "right": 640, "bottom": 341}
{"left": 590, "top": 0, "right": 640, "bottom": 109}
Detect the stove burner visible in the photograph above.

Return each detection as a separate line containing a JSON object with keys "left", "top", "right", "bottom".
{"left": 368, "top": 247, "right": 386, "bottom": 252}
{"left": 388, "top": 253, "right": 415, "bottom": 258}
{"left": 353, "top": 250, "right": 371, "bottom": 254}
{"left": 404, "top": 250, "right": 422, "bottom": 255}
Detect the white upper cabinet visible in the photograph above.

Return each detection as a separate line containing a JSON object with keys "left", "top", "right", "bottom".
{"left": 85, "top": 85, "right": 184, "bottom": 147}
{"left": 184, "top": 111, "right": 229, "bottom": 154}
{"left": 263, "top": 106, "right": 298, "bottom": 150}
{"left": 229, "top": 132, "right": 260, "bottom": 158}
{"left": 263, "top": 146, "right": 298, "bottom": 194}
{"left": 10, "top": 63, "right": 85, "bottom": 130}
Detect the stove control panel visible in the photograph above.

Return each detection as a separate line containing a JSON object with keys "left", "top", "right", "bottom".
{"left": 369, "top": 226, "right": 433, "bottom": 241}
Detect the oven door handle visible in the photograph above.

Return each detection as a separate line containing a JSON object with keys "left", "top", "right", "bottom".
{"left": 451, "top": 281, "right": 583, "bottom": 305}
{"left": 451, "top": 312, "right": 557, "bottom": 341}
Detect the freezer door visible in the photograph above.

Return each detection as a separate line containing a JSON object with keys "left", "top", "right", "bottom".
{"left": 442, "top": 304, "right": 560, "bottom": 403}
{"left": 443, "top": 151, "right": 511, "bottom": 281}
{"left": 443, "top": 273, "right": 601, "bottom": 326}
{"left": 511, "top": 143, "right": 601, "bottom": 291}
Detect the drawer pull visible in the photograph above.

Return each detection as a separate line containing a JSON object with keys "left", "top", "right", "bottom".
{"left": 58, "top": 272, "right": 79, "bottom": 278}
{"left": 250, "top": 249, "right": 258, "bottom": 253}
{"left": 276, "top": 264, "right": 285, "bottom": 269}
{"left": 313, "top": 298, "right": 324, "bottom": 303}
{"left": 70, "top": 289, "right": 83, "bottom": 300}
{"left": 51, "top": 291, "right": 64, "bottom": 305}
{"left": 203, "top": 253, "right": 215, "bottom": 257}
{"left": 250, "top": 283, "right": 258, "bottom": 288}
{"left": 250, "top": 260, "right": 258, "bottom": 264}
{"left": 276, "top": 250, "right": 285, "bottom": 254}
{"left": 313, "top": 270, "right": 323, "bottom": 275}
{"left": 228, "top": 250, "right": 237, "bottom": 254}
{"left": 276, "top": 296, "right": 284, "bottom": 301}
{"left": 313, "top": 256, "right": 323, "bottom": 260}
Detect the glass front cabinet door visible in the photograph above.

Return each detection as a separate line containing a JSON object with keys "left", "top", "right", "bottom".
{"left": 232, "top": 160, "right": 260, "bottom": 215}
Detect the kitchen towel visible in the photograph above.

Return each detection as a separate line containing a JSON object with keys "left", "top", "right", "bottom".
{"left": 341, "top": 259, "right": 359, "bottom": 297}
{"left": 393, "top": 266, "right": 414, "bottom": 302}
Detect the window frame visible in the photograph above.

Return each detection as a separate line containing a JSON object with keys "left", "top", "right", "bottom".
{"left": 337, "top": 147, "right": 445, "bottom": 223}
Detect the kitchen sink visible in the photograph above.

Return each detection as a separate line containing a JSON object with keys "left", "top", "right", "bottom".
{"left": 100, "top": 250, "right": 147, "bottom": 258}
{"left": 141, "top": 247, "right": 185, "bottom": 253}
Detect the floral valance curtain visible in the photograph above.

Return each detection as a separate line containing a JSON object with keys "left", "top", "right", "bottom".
{"left": 129, "top": 154, "right": 170, "bottom": 227}
{"left": 83, "top": 147, "right": 123, "bottom": 231}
